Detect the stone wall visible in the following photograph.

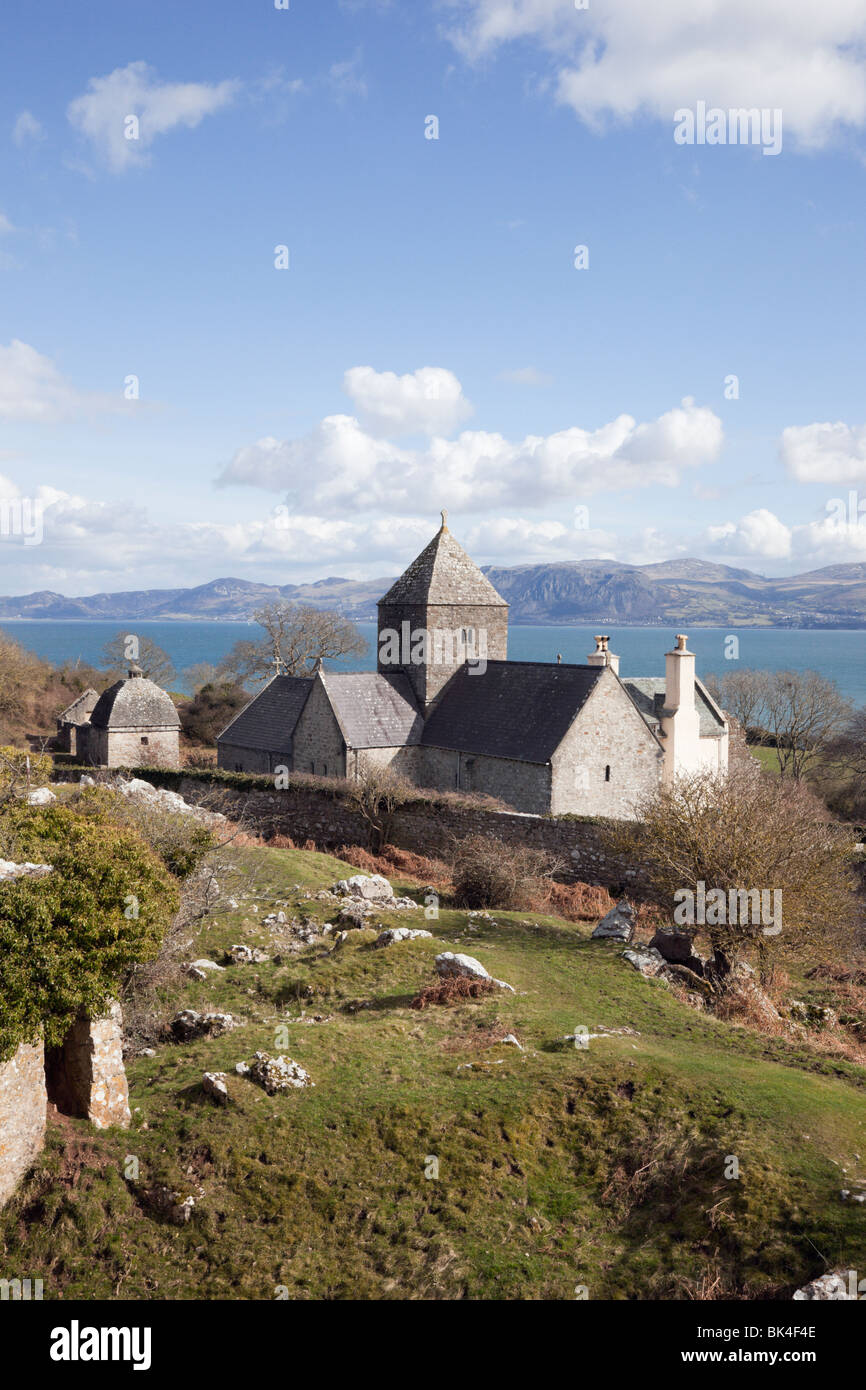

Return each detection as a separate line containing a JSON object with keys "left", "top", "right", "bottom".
{"left": 126, "top": 773, "right": 644, "bottom": 893}
{"left": 0, "top": 1041, "right": 47, "bottom": 1209}
{"left": 82, "top": 725, "right": 180, "bottom": 769}
{"left": 415, "top": 744, "right": 553, "bottom": 815}
{"left": 45, "top": 1002, "right": 131, "bottom": 1131}
{"left": 377, "top": 600, "right": 509, "bottom": 712}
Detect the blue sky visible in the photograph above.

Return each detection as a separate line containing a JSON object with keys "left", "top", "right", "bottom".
{"left": 1, "top": 0, "right": 866, "bottom": 594}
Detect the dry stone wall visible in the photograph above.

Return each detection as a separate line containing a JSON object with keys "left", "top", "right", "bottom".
{"left": 0, "top": 1041, "right": 47, "bottom": 1209}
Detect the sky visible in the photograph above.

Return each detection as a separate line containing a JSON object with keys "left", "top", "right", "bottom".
{"left": 1, "top": 0, "right": 866, "bottom": 595}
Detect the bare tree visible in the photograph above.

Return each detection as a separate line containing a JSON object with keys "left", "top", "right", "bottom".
{"left": 182, "top": 662, "right": 219, "bottom": 694}
{"left": 345, "top": 765, "right": 412, "bottom": 853}
{"left": 218, "top": 603, "right": 367, "bottom": 685}
{"left": 762, "top": 669, "right": 851, "bottom": 779}
{"left": 603, "top": 765, "right": 857, "bottom": 980}
{"left": 102, "top": 633, "right": 177, "bottom": 688}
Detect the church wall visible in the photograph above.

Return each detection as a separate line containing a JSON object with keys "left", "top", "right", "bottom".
{"left": 551, "top": 669, "right": 664, "bottom": 819}
{"left": 293, "top": 678, "right": 346, "bottom": 778}
{"left": 416, "top": 744, "right": 552, "bottom": 814}
{"left": 349, "top": 746, "right": 420, "bottom": 780}
{"left": 218, "top": 743, "right": 275, "bottom": 775}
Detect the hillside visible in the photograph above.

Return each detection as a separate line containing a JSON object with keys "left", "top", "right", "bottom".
{"left": 3, "top": 841, "right": 865, "bottom": 1300}
{"left": 5, "top": 559, "right": 866, "bottom": 627}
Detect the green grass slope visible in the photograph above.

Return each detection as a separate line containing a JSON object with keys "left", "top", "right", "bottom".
{"left": 2, "top": 843, "right": 865, "bottom": 1301}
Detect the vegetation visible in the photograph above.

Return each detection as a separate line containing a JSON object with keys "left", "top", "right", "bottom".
{"left": 450, "top": 833, "right": 561, "bottom": 911}
{"left": 603, "top": 765, "right": 859, "bottom": 979}
{"left": 179, "top": 681, "right": 248, "bottom": 747}
{"left": 2, "top": 839, "right": 866, "bottom": 1300}
{"left": 705, "top": 667, "right": 851, "bottom": 779}
{"left": 101, "top": 633, "right": 177, "bottom": 688}
{"left": 216, "top": 602, "right": 367, "bottom": 686}
{"left": 0, "top": 802, "right": 180, "bottom": 1061}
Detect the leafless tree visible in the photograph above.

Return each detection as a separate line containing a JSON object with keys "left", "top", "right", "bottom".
{"left": 217, "top": 603, "right": 367, "bottom": 685}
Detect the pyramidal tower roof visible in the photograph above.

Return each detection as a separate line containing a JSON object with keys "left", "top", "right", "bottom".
{"left": 379, "top": 511, "right": 508, "bottom": 608}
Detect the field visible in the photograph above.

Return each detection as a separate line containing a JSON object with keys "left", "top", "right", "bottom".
{"left": 2, "top": 842, "right": 865, "bottom": 1301}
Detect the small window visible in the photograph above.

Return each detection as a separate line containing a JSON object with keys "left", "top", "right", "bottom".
{"left": 460, "top": 627, "right": 475, "bottom": 645}
{"left": 141, "top": 736, "right": 149, "bottom": 745}
{"left": 604, "top": 765, "right": 611, "bottom": 782}
{"left": 310, "top": 762, "right": 315, "bottom": 774}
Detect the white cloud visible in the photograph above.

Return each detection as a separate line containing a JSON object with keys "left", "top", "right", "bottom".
{"left": 705, "top": 508, "right": 793, "bottom": 559}
{"left": 218, "top": 371, "right": 723, "bottom": 512}
{"left": 446, "top": 0, "right": 866, "bottom": 149}
{"left": 328, "top": 53, "right": 368, "bottom": 101}
{"left": 780, "top": 420, "right": 866, "bottom": 483}
{"left": 0, "top": 213, "right": 14, "bottom": 235}
{"left": 12, "top": 111, "right": 44, "bottom": 147}
{"left": 0, "top": 340, "right": 122, "bottom": 422}
{"left": 343, "top": 365, "right": 473, "bottom": 436}
{"left": 67, "top": 61, "right": 239, "bottom": 172}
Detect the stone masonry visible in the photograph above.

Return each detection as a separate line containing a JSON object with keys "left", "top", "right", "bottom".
{"left": 45, "top": 1001, "right": 131, "bottom": 1130}
{"left": 0, "top": 1040, "right": 47, "bottom": 1209}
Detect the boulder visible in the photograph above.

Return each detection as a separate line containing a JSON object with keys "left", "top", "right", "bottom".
{"left": 793, "top": 1271, "right": 855, "bottom": 1300}
{"left": 26, "top": 787, "right": 56, "bottom": 806}
{"left": 333, "top": 873, "right": 395, "bottom": 903}
{"left": 592, "top": 901, "right": 636, "bottom": 943}
{"left": 171, "top": 1010, "right": 238, "bottom": 1041}
{"left": 375, "top": 927, "right": 433, "bottom": 947}
{"left": 202, "top": 1072, "right": 229, "bottom": 1106}
{"left": 236, "top": 1051, "right": 314, "bottom": 1094}
{"left": 435, "top": 951, "right": 515, "bottom": 992}
{"left": 622, "top": 947, "right": 667, "bottom": 978}
{"left": 650, "top": 929, "right": 706, "bottom": 976}
{"left": 224, "top": 944, "right": 269, "bottom": 965}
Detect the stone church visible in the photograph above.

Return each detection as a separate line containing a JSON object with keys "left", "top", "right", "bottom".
{"left": 217, "top": 515, "right": 728, "bottom": 817}
{"left": 58, "top": 667, "right": 181, "bottom": 769}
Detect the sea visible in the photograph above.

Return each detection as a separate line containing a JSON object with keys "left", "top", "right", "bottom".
{"left": 4, "top": 620, "right": 866, "bottom": 705}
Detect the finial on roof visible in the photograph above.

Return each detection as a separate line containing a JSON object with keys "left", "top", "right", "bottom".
{"left": 128, "top": 663, "right": 143, "bottom": 679}
{"left": 313, "top": 656, "right": 324, "bottom": 674}
{"left": 440, "top": 508, "right": 448, "bottom": 530}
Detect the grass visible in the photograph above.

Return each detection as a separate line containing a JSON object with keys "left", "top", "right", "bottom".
{"left": 3, "top": 842, "right": 866, "bottom": 1301}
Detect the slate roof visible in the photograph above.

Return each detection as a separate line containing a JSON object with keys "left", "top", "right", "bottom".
{"left": 90, "top": 675, "right": 181, "bottom": 730}
{"left": 321, "top": 672, "right": 423, "bottom": 748}
{"left": 57, "top": 688, "right": 98, "bottom": 724}
{"left": 379, "top": 523, "right": 507, "bottom": 608}
{"left": 622, "top": 677, "right": 726, "bottom": 738}
{"left": 217, "top": 675, "right": 312, "bottom": 753}
{"left": 421, "top": 660, "right": 603, "bottom": 763}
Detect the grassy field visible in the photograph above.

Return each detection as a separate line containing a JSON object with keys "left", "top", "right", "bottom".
{"left": 2, "top": 842, "right": 866, "bottom": 1301}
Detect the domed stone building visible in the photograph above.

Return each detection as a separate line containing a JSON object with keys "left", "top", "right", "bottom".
{"left": 78, "top": 667, "right": 181, "bottom": 769}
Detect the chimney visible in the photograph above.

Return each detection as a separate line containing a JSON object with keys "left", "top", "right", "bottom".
{"left": 586, "top": 634, "right": 620, "bottom": 676}
{"left": 661, "top": 634, "right": 700, "bottom": 781}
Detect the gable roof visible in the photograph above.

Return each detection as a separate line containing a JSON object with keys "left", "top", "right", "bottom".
{"left": 320, "top": 672, "right": 423, "bottom": 748}
{"left": 421, "top": 660, "right": 604, "bottom": 763}
{"left": 622, "top": 676, "right": 726, "bottom": 738}
{"left": 379, "top": 522, "right": 507, "bottom": 609}
{"left": 90, "top": 675, "right": 180, "bottom": 730}
{"left": 58, "top": 688, "right": 99, "bottom": 724}
{"left": 217, "top": 675, "right": 312, "bottom": 752}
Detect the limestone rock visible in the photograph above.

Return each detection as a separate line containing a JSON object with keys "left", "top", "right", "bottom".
{"left": 26, "top": 787, "right": 56, "bottom": 806}
{"left": 236, "top": 1051, "right": 314, "bottom": 1094}
{"left": 375, "top": 927, "right": 433, "bottom": 947}
{"left": 650, "top": 929, "right": 706, "bottom": 976}
{"left": 0, "top": 859, "right": 53, "bottom": 882}
{"left": 188, "top": 959, "right": 225, "bottom": 974}
{"left": 622, "top": 946, "right": 667, "bottom": 978}
{"left": 224, "top": 944, "right": 269, "bottom": 965}
{"left": 171, "top": 1009, "right": 238, "bottom": 1042}
{"left": 592, "top": 901, "right": 636, "bottom": 943}
{"left": 333, "top": 873, "right": 395, "bottom": 902}
{"left": 435, "top": 951, "right": 514, "bottom": 992}
{"left": 202, "top": 1072, "right": 229, "bottom": 1106}
{"left": 793, "top": 1271, "right": 855, "bottom": 1300}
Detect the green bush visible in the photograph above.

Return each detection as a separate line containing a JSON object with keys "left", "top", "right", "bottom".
{"left": 0, "top": 745, "right": 52, "bottom": 780}
{"left": 0, "top": 804, "right": 179, "bottom": 1060}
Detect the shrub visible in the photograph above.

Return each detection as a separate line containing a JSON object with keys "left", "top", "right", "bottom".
{"left": 410, "top": 976, "right": 499, "bottom": 1009}
{"left": 449, "top": 833, "right": 561, "bottom": 910}
{"left": 0, "top": 803, "right": 178, "bottom": 1060}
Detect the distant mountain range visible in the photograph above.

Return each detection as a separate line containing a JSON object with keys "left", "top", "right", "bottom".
{"left": 2, "top": 559, "right": 866, "bottom": 627}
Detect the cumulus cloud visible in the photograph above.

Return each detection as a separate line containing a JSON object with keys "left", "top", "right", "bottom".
{"left": 780, "top": 420, "right": 866, "bottom": 483}
{"left": 67, "top": 61, "right": 239, "bottom": 172}
{"left": 218, "top": 371, "right": 722, "bottom": 512}
{"left": 0, "top": 340, "right": 123, "bottom": 422}
{"left": 343, "top": 365, "right": 473, "bottom": 436}
{"left": 446, "top": 0, "right": 866, "bottom": 148}
{"left": 705, "top": 508, "right": 793, "bottom": 560}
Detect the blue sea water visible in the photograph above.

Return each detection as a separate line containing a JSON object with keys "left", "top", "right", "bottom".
{"left": 3, "top": 619, "right": 866, "bottom": 705}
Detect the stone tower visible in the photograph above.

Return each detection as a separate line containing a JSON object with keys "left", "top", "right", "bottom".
{"left": 377, "top": 511, "right": 509, "bottom": 715}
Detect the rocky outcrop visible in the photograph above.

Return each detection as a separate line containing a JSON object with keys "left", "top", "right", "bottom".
{"left": 236, "top": 1052, "right": 314, "bottom": 1094}
{"left": 0, "top": 1040, "right": 47, "bottom": 1208}
{"left": 793, "top": 1271, "right": 856, "bottom": 1300}
{"left": 649, "top": 929, "right": 706, "bottom": 977}
{"left": 375, "top": 927, "right": 433, "bottom": 947}
{"left": 45, "top": 1001, "right": 131, "bottom": 1130}
{"left": 592, "top": 901, "right": 636, "bottom": 943}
